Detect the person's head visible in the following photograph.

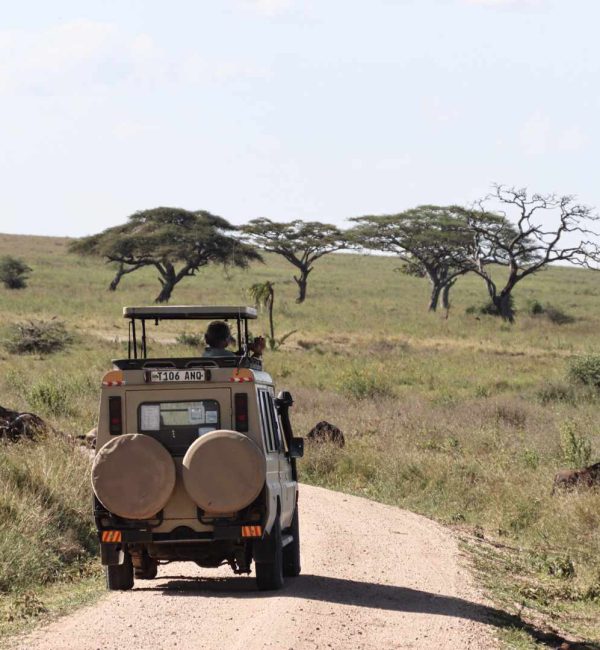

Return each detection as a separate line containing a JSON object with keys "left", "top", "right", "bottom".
{"left": 205, "top": 321, "right": 235, "bottom": 349}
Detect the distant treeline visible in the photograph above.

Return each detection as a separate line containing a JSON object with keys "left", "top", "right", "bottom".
{"left": 61, "top": 184, "right": 599, "bottom": 323}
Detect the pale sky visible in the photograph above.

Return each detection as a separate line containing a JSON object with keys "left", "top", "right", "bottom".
{"left": 1, "top": 0, "right": 598, "bottom": 236}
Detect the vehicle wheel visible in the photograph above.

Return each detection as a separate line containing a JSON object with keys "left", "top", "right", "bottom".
{"left": 255, "top": 518, "right": 284, "bottom": 591}
{"left": 283, "top": 505, "right": 301, "bottom": 577}
{"left": 134, "top": 556, "right": 158, "bottom": 580}
{"left": 105, "top": 552, "right": 134, "bottom": 591}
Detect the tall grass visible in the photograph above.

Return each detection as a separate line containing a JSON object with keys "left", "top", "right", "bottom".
{"left": 0, "top": 435, "right": 97, "bottom": 594}
{"left": 0, "top": 233, "right": 599, "bottom": 641}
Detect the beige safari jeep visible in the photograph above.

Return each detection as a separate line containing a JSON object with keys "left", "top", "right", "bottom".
{"left": 91, "top": 306, "right": 303, "bottom": 591}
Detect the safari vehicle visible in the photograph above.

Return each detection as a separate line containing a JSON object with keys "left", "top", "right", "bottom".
{"left": 91, "top": 306, "right": 303, "bottom": 592}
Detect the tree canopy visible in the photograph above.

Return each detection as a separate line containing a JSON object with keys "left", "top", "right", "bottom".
{"left": 241, "top": 219, "right": 347, "bottom": 303}
{"left": 70, "top": 207, "right": 261, "bottom": 302}
{"left": 351, "top": 206, "right": 487, "bottom": 312}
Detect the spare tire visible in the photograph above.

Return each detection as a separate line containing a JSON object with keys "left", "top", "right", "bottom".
{"left": 92, "top": 434, "right": 176, "bottom": 520}
{"left": 182, "top": 430, "right": 266, "bottom": 514}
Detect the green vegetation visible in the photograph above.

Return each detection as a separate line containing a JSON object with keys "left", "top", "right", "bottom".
{"left": 0, "top": 232, "right": 599, "bottom": 644}
{"left": 242, "top": 219, "right": 347, "bottom": 303}
{"left": 2, "top": 320, "right": 73, "bottom": 355}
{"left": 569, "top": 354, "right": 600, "bottom": 388}
{"left": 0, "top": 256, "right": 31, "bottom": 290}
{"left": 69, "top": 207, "right": 261, "bottom": 303}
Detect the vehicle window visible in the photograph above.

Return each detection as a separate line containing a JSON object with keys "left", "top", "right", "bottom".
{"left": 258, "top": 390, "right": 277, "bottom": 453}
{"left": 267, "top": 395, "right": 284, "bottom": 451}
{"left": 138, "top": 400, "right": 220, "bottom": 455}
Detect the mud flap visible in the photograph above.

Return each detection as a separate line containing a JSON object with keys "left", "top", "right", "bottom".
{"left": 101, "top": 543, "right": 125, "bottom": 566}
{"left": 253, "top": 532, "right": 276, "bottom": 563}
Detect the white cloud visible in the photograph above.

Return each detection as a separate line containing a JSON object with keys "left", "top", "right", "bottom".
{"left": 376, "top": 155, "right": 412, "bottom": 172}
{"left": 243, "top": 0, "right": 293, "bottom": 16}
{"left": 0, "top": 20, "right": 269, "bottom": 97}
{"left": 519, "top": 112, "right": 586, "bottom": 156}
{"left": 463, "top": 0, "right": 544, "bottom": 6}
{"left": 519, "top": 111, "right": 551, "bottom": 156}
{"left": 113, "top": 120, "right": 158, "bottom": 140}
{"left": 557, "top": 126, "right": 586, "bottom": 153}
{"left": 0, "top": 20, "right": 119, "bottom": 94}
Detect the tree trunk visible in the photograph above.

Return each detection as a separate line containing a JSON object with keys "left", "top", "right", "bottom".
{"left": 493, "top": 292, "right": 515, "bottom": 323}
{"left": 428, "top": 283, "right": 442, "bottom": 312}
{"left": 294, "top": 268, "right": 310, "bottom": 304}
{"left": 109, "top": 264, "right": 127, "bottom": 291}
{"left": 441, "top": 283, "right": 452, "bottom": 310}
{"left": 155, "top": 280, "right": 175, "bottom": 303}
{"left": 441, "top": 280, "right": 456, "bottom": 318}
{"left": 155, "top": 268, "right": 178, "bottom": 303}
{"left": 268, "top": 290, "right": 275, "bottom": 342}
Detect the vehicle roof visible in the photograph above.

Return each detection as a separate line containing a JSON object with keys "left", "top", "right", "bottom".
{"left": 123, "top": 305, "right": 258, "bottom": 320}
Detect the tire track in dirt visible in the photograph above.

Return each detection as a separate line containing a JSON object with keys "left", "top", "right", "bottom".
{"left": 13, "top": 485, "right": 496, "bottom": 649}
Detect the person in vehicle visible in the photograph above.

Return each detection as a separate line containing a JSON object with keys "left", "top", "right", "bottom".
{"left": 202, "top": 321, "right": 266, "bottom": 358}
{"left": 202, "top": 321, "right": 237, "bottom": 357}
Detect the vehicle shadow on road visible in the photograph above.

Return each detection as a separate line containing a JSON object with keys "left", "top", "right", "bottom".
{"left": 135, "top": 574, "right": 597, "bottom": 649}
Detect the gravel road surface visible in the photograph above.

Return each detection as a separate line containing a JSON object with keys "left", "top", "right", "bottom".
{"left": 14, "top": 485, "right": 495, "bottom": 649}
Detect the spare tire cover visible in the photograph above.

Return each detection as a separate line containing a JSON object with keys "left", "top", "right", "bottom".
{"left": 92, "top": 433, "right": 176, "bottom": 520}
{"left": 182, "top": 430, "right": 266, "bottom": 514}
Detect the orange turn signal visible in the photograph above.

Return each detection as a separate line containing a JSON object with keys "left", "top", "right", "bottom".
{"left": 230, "top": 368, "right": 254, "bottom": 383}
{"left": 241, "top": 525, "right": 262, "bottom": 538}
{"left": 102, "top": 370, "right": 125, "bottom": 387}
{"left": 101, "top": 530, "right": 122, "bottom": 543}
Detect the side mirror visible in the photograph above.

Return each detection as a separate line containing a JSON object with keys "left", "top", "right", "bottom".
{"left": 289, "top": 437, "right": 304, "bottom": 459}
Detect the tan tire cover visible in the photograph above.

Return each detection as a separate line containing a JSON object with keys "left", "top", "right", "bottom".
{"left": 182, "top": 430, "right": 266, "bottom": 514}
{"left": 92, "top": 434, "right": 176, "bottom": 520}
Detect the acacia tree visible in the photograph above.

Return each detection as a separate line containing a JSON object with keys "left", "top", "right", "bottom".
{"left": 467, "top": 185, "right": 600, "bottom": 322}
{"left": 241, "top": 219, "right": 347, "bottom": 303}
{"left": 70, "top": 207, "right": 261, "bottom": 303}
{"left": 351, "top": 206, "right": 482, "bottom": 312}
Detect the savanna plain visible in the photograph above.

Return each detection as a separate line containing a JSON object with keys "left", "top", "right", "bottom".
{"left": 0, "top": 233, "right": 599, "bottom": 649}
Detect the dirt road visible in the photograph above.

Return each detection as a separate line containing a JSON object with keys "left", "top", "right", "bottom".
{"left": 14, "top": 485, "right": 495, "bottom": 649}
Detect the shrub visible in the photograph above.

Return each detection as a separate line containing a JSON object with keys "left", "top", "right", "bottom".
{"left": 569, "top": 354, "right": 600, "bottom": 388}
{"left": 527, "top": 299, "right": 545, "bottom": 316}
{"left": 27, "top": 380, "right": 73, "bottom": 417}
{"left": 537, "top": 381, "right": 577, "bottom": 404}
{"left": 560, "top": 421, "right": 592, "bottom": 469}
{"left": 3, "top": 320, "right": 73, "bottom": 355}
{"left": 176, "top": 331, "right": 202, "bottom": 347}
{"left": 337, "top": 366, "right": 392, "bottom": 400}
{"left": 465, "top": 295, "right": 515, "bottom": 317}
{"left": 545, "top": 306, "right": 575, "bottom": 325}
{"left": 0, "top": 256, "right": 31, "bottom": 289}
{"left": 527, "top": 300, "right": 575, "bottom": 325}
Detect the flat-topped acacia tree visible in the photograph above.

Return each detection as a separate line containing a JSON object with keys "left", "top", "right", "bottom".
{"left": 241, "top": 219, "right": 347, "bottom": 303}
{"left": 70, "top": 207, "right": 261, "bottom": 303}
{"left": 350, "top": 206, "right": 489, "bottom": 312}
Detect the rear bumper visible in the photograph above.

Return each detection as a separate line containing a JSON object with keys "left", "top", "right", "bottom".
{"left": 98, "top": 525, "right": 253, "bottom": 544}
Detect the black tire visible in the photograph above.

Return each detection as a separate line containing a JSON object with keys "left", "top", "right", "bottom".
{"left": 105, "top": 552, "right": 134, "bottom": 591}
{"left": 134, "top": 556, "right": 158, "bottom": 580}
{"left": 283, "top": 505, "right": 301, "bottom": 577}
{"left": 135, "top": 559, "right": 158, "bottom": 580}
{"left": 255, "top": 518, "right": 284, "bottom": 591}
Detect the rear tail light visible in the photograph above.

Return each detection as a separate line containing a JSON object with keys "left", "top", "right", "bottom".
{"left": 234, "top": 393, "right": 248, "bottom": 433}
{"left": 108, "top": 396, "right": 123, "bottom": 435}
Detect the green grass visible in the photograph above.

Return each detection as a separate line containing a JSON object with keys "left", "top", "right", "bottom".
{"left": 0, "top": 233, "right": 599, "bottom": 646}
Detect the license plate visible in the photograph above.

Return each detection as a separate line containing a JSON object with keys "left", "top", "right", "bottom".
{"left": 149, "top": 369, "right": 206, "bottom": 383}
